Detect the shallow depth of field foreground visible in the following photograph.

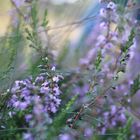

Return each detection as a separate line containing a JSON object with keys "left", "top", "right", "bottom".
{"left": 0, "top": 0, "right": 140, "bottom": 140}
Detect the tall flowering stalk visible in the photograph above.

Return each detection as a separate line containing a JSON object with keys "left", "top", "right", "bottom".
{"left": 61, "top": 1, "right": 140, "bottom": 139}
{"left": 7, "top": 58, "right": 63, "bottom": 139}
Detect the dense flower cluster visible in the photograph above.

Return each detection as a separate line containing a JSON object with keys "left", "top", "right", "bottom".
{"left": 97, "top": 106, "right": 140, "bottom": 139}
{"left": 97, "top": 105, "right": 127, "bottom": 134}
{"left": 79, "top": 0, "right": 137, "bottom": 105}
{"left": 130, "top": 121, "right": 140, "bottom": 139}
{"left": 8, "top": 66, "right": 63, "bottom": 115}
{"left": 23, "top": 94, "right": 53, "bottom": 140}
{"left": 60, "top": 104, "right": 140, "bottom": 140}
{"left": 7, "top": 65, "right": 63, "bottom": 139}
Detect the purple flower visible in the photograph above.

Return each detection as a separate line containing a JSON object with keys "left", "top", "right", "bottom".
{"left": 25, "top": 114, "right": 32, "bottom": 122}
{"left": 12, "top": 0, "right": 25, "bottom": 8}
{"left": 84, "top": 128, "right": 93, "bottom": 138}
{"left": 59, "top": 134, "right": 73, "bottom": 140}
{"left": 74, "top": 84, "right": 89, "bottom": 96}
{"left": 53, "top": 87, "right": 60, "bottom": 95}
{"left": 13, "top": 101, "right": 20, "bottom": 108}
{"left": 50, "top": 102, "right": 57, "bottom": 113}
{"left": 35, "top": 76, "right": 44, "bottom": 84}
{"left": 52, "top": 76, "right": 59, "bottom": 82}
{"left": 100, "top": 8, "right": 107, "bottom": 17}
{"left": 98, "top": 105, "right": 127, "bottom": 133}
{"left": 42, "top": 81, "right": 49, "bottom": 87}
{"left": 40, "top": 87, "right": 49, "bottom": 94}
{"left": 55, "top": 98, "right": 61, "bottom": 106}
{"left": 19, "top": 102, "right": 28, "bottom": 110}
{"left": 131, "top": 122, "right": 140, "bottom": 137}
{"left": 21, "top": 88, "right": 30, "bottom": 96}
{"left": 110, "top": 105, "right": 117, "bottom": 115}
{"left": 107, "top": 2, "right": 116, "bottom": 10}
{"left": 33, "top": 103, "right": 44, "bottom": 115}
{"left": 23, "top": 133, "right": 34, "bottom": 140}
{"left": 118, "top": 113, "right": 126, "bottom": 124}
{"left": 51, "top": 66, "right": 56, "bottom": 71}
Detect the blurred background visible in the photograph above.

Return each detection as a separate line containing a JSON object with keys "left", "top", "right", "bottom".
{"left": 0, "top": 0, "right": 100, "bottom": 80}
{"left": 0, "top": 0, "right": 100, "bottom": 64}
{"left": 0, "top": 0, "right": 100, "bottom": 91}
{"left": 0, "top": 0, "right": 98, "bottom": 37}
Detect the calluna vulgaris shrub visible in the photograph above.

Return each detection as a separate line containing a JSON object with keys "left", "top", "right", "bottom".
{"left": 0, "top": 0, "right": 140, "bottom": 140}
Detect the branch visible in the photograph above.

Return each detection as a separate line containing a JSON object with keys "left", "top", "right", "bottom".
{"left": 38, "top": 15, "right": 97, "bottom": 32}
{"left": 10, "top": 0, "right": 26, "bottom": 19}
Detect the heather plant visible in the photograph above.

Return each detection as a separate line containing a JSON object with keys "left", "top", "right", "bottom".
{"left": 0, "top": 0, "right": 140, "bottom": 140}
